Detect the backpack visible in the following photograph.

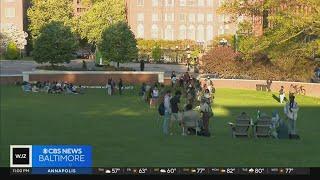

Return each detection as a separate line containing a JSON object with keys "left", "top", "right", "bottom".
{"left": 158, "top": 102, "right": 165, "bottom": 116}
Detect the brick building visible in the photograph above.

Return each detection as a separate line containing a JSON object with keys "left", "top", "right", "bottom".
{"left": 0, "top": 0, "right": 29, "bottom": 32}
{"left": 125, "top": 0, "right": 237, "bottom": 43}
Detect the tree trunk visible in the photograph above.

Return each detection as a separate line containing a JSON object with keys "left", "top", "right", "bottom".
{"left": 117, "top": 62, "right": 120, "bottom": 69}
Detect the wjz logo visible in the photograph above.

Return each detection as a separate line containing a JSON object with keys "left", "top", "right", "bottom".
{"left": 10, "top": 145, "right": 32, "bottom": 167}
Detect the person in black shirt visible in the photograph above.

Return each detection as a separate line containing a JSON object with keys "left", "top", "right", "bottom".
{"left": 169, "top": 90, "right": 182, "bottom": 135}
{"left": 118, "top": 79, "right": 123, "bottom": 95}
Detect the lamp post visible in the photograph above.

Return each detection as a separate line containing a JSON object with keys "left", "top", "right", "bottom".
{"left": 175, "top": 45, "right": 179, "bottom": 63}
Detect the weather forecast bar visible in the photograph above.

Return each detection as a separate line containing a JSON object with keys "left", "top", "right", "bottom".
{"left": 7, "top": 167, "right": 313, "bottom": 175}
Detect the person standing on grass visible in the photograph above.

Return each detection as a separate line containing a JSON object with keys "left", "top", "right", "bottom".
{"left": 170, "top": 90, "right": 182, "bottom": 135}
{"left": 171, "top": 71, "right": 177, "bottom": 87}
{"left": 106, "top": 78, "right": 112, "bottom": 96}
{"left": 279, "top": 86, "right": 285, "bottom": 104}
{"left": 163, "top": 90, "right": 172, "bottom": 135}
{"left": 284, "top": 95, "right": 299, "bottom": 137}
{"left": 119, "top": 79, "right": 123, "bottom": 95}
{"left": 200, "top": 97, "right": 212, "bottom": 135}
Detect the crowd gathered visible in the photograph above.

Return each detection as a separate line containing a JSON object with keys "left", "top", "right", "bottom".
{"left": 22, "top": 81, "right": 84, "bottom": 94}
{"left": 20, "top": 70, "right": 301, "bottom": 139}
{"left": 140, "top": 71, "right": 216, "bottom": 137}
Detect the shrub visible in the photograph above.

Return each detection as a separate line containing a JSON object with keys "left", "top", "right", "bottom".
{"left": 5, "top": 41, "right": 20, "bottom": 60}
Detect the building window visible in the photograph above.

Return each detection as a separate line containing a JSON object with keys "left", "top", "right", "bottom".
{"left": 165, "top": 25, "right": 173, "bottom": 40}
{"left": 151, "top": 25, "right": 159, "bottom": 39}
{"left": 198, "top": 0, "right": 205, "bottom": 7}
{"left": 188, "top": 25, "right": 196, "bottom": 40}
{"left": 137, "top": 24, "right": 144, "bottom": 38}
{"left": 137, "top": 13, "right": 144, "bottom": 23}
{"left": 207, "top": 0, "right": 213, "bottom": 7}
{"left": 218, "top": 25, "right": 225, "bottom": 35}
{"left": 179, "top": 13, "right": 186, "bottom": 22}
{"left": 197, "top": 25, "right": 205, "bottom": 42}
{"left": 180, "top": 0, "right": 186, "bottom": 6}
{"left": 207, "top": 13, "right": 213, "bottom": 22}
{"left": 219, "top": 15, "right": 225, "bottom": 22}
{"left": 179, "top": 25, "right": 187, "bottom": 40}
{"left": 152, "top": 14, "right": 159, "bottom": 22}
{"left": 165, "top": 13, "right": 174, "bottom": 22}
{"left": 137, "top": 0, "right": 144, "bottom": 6}
{"left": 206, "top": 25, "right": 213, "bottom": 41}
{"left": 5, "top": 8, "right": 15, "bottom": 18}
{"left": 186, "top": 0, "right": 195, "bottom": 6}
{"left": 165, "top": 0, "right": 174, "bottom": 7}
{"left": 188, "top": 13, "right": 195, "bottom": 22}
{"left": 197, "top": 13, "right": 204, "bottom": 23}
{"left": 152, "top": 0, "right": 159, "bottom": 7}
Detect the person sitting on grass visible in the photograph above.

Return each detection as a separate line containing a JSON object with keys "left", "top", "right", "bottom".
{"left": 22, "top": 82, "right": 32, "bottom": 92}
{"left": 182, "top": 104, "right": 200, "bottom": 136}
{"left": 31, "top": 84, "right": 39, "bottom": 92}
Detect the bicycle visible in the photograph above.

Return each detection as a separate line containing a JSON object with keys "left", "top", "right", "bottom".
{"left": 292, "top": 84, "right": 306, "bottom": 96}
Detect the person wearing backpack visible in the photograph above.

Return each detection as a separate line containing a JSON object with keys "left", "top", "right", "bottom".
{"left": 161, "top": 90, "right": 172, "bottom": 135}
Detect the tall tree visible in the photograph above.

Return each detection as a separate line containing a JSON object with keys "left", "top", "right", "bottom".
{"left": 152, "top": 45, "right": 162, "bottom": 62}
{"left": 0, "top": 25, "right": 28, "bottom": 50}
{"left": 98, "top": 22, "right": 138, "bottom": 68}
{"left": 219, "top": 0, "right": 320, "bottom": 59}
{"left": 76, "top": 0, "right": 126, "bottom": 45}
{"left": 33, "top": 22, "right": 78, "bottom": 66}
{"left": 27, "top": 0, "right": 74, "bottom": 39}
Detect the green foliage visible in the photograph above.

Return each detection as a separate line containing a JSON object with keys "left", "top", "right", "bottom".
{"left": 219, "top": 0, "right": 320, "bottom": 61}
{"left": 76, "top": 0, "right": 126, "bottom": 44}
{"left": 5, "top": 41, "right": 20, "bottom": 60}
{"left": 27, "top": 0, "right": 74, "bottom": 40}
{"left": 33, "top": 22, "right": 78, "bottom": 66}
{"left": 152, "top": 45, "right": 162, "bottom": 62}
{"left": 98, "top": 22, "right": 138, "bottom": 68}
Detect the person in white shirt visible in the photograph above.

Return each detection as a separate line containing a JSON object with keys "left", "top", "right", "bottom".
{"left": 284, "top": 95, "right": 299, "bottom": 135}
{"left": 163, "top": 90, "right": 172, "bottom": 135}
{"left": 279, "top": 86, "right": 285, "bottom": 104}
{"left": 150, "top": 86, "right": 159, "bottom": 108}
{"left": 171, "top": 71, "right": 177, "bottom": 87}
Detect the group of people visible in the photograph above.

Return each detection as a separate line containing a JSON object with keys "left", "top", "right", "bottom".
{"left": 148, "top": 72, "right": 216, "bottom": 137}
{"left": 22, "top": 81, "right": 83, "bottom": 94}
{"left": 106, "top": 78, "right": 123, "bottom": 96}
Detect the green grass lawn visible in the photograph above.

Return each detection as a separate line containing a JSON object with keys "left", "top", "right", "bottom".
{"left": 1, "top": 86, "right": 320, "bottom": 167}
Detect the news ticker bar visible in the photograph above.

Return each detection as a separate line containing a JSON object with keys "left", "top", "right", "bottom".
{"left": 7, "top": 167, "right": 317, "bottom": 175}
